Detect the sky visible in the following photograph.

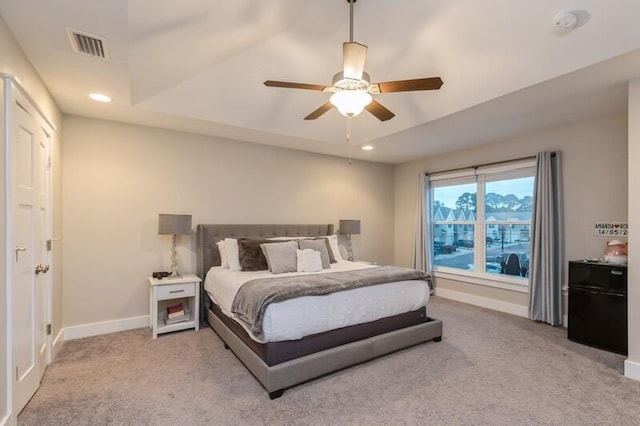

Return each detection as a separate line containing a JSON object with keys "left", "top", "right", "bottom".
{"left": 434, "top": 177, "right": 534, "bottom": 209}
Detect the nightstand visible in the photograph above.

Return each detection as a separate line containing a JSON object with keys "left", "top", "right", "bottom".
{"left": 148, "top": 274, "right": 201, "bottom": 339}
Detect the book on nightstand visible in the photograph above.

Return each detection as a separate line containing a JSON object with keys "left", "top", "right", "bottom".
{"left": 164, "top": 313, "right": 189, "bottom": 325}
{"left": 167, "top": 302, "right": 184, "bottom": 319}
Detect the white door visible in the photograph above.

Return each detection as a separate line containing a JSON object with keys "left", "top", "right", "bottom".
{"left": 11, "top": 87, "right": 51, "bottom": 414}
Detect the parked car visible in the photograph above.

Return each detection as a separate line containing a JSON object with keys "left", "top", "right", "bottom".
{"left": 495, "top": 252, "right": 529, "bottom": 264}
{"left": 455, "top": 239, "right": 473, "bottom": 248}
{"left": 441, "top": 245, "right": 456, "bottom": 254}
{"left": 485, "top": 262, "right": 502, "bottom": 274}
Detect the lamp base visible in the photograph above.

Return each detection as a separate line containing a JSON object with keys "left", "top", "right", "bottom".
{"left": 169, "top": 235, "right": 181, "bottom": 278}
{"left": 347, "top": 234, "right": 354, "bottom": 262}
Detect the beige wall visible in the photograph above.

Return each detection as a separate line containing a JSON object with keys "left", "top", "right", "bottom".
{"left": 62, "top": 115, "right": 394, "bottom": 328}
{"left": 0, "top": 60, "right": 6, "bottom": 425}
{"left": 0, "top": 15, "right": 62, "bottom": 423}
{"left": 394, "top": 115, "right": 628, "bottom": 308}
{"left": 627, "top": 80, "right": 640, "bottom": 379}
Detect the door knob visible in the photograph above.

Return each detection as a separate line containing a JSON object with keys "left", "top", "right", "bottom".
{"left": 34, "top": 263, "right": 49, "bottom": 274}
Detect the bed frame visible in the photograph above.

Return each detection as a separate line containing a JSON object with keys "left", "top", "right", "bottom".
{"left": 196, "top": 224, "right": 443, "bottom": 399}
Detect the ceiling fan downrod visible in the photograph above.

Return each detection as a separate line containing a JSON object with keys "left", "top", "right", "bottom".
{"left": 348, "top": 0, "right": 357, "bottom": 43}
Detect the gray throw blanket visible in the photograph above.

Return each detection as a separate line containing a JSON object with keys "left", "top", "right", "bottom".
{"left": 231, "top": 266, "right": 427, "bottom": 335}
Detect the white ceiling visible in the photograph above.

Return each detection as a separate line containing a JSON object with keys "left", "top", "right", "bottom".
{"left": 2, "top": 0, "right": 640, "bottom": 164}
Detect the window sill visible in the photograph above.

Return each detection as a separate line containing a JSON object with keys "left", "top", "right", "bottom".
{"left": 433, "top": 269, "right": 529, "bottom": 294}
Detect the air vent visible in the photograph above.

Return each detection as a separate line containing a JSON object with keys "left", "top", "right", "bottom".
{"left": 66, "top": 28, "right": 110, "bottom": 60}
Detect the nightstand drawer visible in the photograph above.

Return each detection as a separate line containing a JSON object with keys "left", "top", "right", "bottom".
{"left": 157, "top": 283, "right": 195, "bottom": 300}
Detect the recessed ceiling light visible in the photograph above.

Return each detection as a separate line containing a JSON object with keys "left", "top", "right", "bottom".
{"left": 89, "top": 93, "right": 112, "bottom": 102}
{"left": 361, "top": 145, "right": 374, "bottom": 151}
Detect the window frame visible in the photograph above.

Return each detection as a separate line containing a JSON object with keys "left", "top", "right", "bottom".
{"left": 429, "top": 161, "right": 535, "bottom": 291}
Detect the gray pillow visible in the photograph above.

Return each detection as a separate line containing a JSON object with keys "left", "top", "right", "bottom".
{"left": 298, "top": 239, "right": 331, "bottom": 269}
{"left": 260, "top": 241, "right": 298, "bottom": 274}
{"left": 302, "top": 238, "right": 337, "bottom": 263}
{"left": 319, "top": 237, "right": 337, "bottom": 263}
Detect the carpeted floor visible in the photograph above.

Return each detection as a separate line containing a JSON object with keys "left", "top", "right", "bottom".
{"left": 18, "top": 297, "right": 640, "bottom": 425}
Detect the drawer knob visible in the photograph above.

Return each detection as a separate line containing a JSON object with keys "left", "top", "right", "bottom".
{"left": 169, "top": 289, "right": 185, "bottom": 294}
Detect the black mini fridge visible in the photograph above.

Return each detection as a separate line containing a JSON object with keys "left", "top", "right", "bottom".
{"left": 567, "top": 260, "right": 627, "bottom": 355}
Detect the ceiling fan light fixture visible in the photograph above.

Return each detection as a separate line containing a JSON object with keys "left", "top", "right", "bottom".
{"left": 332, "top": 71, "right": 370, "bottom": 90}
{"left": 330, "top": 90, "right": 372, "bottom": 117}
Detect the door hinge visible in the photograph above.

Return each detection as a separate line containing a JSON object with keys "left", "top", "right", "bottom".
{"left": 46, "top": 239, "right": 52, "bottom": 251}
{"left": 46, "top": 324, "right": 52, "bottom": 335}
{"left": 16, "top": 367, "right": 19, "bottom": 381}
{"left": 47, "top": 156, "right": 52, "bottom": 170}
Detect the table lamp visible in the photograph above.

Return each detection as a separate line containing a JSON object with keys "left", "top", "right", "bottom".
{"left": 158, "top": 214, "right": 192, "bottom": 277}
{"left": 339, "top": 219, "right": 361, "bottom": 262}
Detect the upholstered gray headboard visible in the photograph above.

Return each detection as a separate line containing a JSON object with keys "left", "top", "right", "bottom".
{"left": 196, "top": 224, "right": 334, "bottom": 321}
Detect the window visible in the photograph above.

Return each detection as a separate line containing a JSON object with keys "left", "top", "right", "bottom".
{"left": 433, "top": 182, "right": 476, "bottom": 271}
{"left": 430, "top": 162, "right": 535, "bottom": 285}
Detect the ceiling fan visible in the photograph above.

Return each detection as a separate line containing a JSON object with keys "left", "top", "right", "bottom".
{"left": 263, "top": 0, "right": 443, "bottom": 122}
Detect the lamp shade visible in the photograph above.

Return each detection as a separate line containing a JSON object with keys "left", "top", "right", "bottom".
{"left": 339, "top": 219, "right": 361, "bottom": 235}
{"left": 158, "top": 214, "right": 192, "bottom": 235}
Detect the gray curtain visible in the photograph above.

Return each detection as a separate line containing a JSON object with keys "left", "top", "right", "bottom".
{"left": 528, "top": 151, "right": 564, "bottom": 325}
{"left": 412, "top": 172, "right": 433, "bottom": 292}
{"left": 412, "top": 172, "right": 427, "bottom": 270}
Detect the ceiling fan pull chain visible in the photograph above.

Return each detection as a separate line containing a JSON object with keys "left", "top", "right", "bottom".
{"left": 347, "top": 116, "right": 352, "bottom": 164}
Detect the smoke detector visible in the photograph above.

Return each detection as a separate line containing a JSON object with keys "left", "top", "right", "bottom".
{"left": 554, "top": 12, "right": 578, "bottom": 32}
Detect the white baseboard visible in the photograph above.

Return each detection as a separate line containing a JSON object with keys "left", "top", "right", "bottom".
{"left": 63, "top": 315, "right": 149, "bottom": 341}
{"left": 0, "top": 413, "right": 10, "bottom": 426}
{"left": 52, "top": 328, "right": 64, "bottom": 359}
{"left": 435, "top": 287, "right": 529, "bottom": 318}
{"left": 624, "top": 359, "right": 640, "bottom": 382}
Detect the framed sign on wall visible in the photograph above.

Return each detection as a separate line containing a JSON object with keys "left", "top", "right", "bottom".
{"left": 593, "top": 221, "right": 628, "bottom": 237}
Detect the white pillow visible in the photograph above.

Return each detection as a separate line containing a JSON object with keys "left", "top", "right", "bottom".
{"left": 224, "top": 238, "right": 241, "bottom": 271}
{"left": 297, "top": 249, "right": 323, "bottom": 273}
{"left": 216, "top": 240, "right": 229, "bottom": 268}
{"left": 298, "top": 239, "right": 331, "bottom": 268}
{"left": 325, "top": 235, "right": 343, "bottom": 261}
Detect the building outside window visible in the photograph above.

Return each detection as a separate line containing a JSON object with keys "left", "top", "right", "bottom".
{"left": 430, "top": 161, "right": 535, "bottom": 285}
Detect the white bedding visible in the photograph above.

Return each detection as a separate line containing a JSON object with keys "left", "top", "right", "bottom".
{"left": 204, "top": 260, "right": 429, "bottom": 343}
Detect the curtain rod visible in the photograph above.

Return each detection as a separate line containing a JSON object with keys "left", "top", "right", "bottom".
{"left": 425, "top": 154, "right": 546, "bottom": 176}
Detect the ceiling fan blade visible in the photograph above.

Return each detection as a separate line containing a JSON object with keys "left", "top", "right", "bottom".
{"left": 343, "top": 42, "right": 367, "bottom": 80}
{"left": 304, "top": 102, "right": 334, "bottom": 120}
{"left": 264, "top": 81, "right": 326, "bottom": 91}
{"left": 365, "top": 99, "right": 395, "bottom": 121}
{"left": 375, "top": 77, "right": 444, "bottom": 93}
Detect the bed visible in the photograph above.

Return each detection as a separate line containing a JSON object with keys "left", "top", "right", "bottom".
{"left": 196, "top": 224, "right": 442, "bottom": 399}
